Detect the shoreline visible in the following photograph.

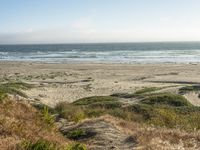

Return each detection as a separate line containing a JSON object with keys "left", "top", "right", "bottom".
{"left": 0, "top": 60, "right": 200, "bottom": 65}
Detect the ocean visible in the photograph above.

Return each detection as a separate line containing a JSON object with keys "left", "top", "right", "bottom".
{"left": 1, "top": 42, "right": 200, "bottom": 63}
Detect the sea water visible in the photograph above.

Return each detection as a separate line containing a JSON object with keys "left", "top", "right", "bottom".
{"left": 1, "top": 42, "right": 200, "bottom": 63}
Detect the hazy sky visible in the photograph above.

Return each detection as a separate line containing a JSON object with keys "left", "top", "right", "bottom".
{"left": 1, "top": 0, "right": 200, "bottom": 44}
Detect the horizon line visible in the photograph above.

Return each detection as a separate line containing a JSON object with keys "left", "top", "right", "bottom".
{"left": 1, "top": 41, "right": 200, "bottom": 46}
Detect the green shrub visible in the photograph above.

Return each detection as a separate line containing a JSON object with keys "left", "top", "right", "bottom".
{"left": 0, "top": 82, "right": 33, "bottom": 98}
{"left": 173, "top": 106, "right": 200, "bottom": 114}
{"left": 111, "top": 87, "right": 161, "bottom": 99}
{"left": 108, "top": 108, "right": 134, "bottom": 121}
{"left": 55, "top": 92, "right": 200, "bottom": 130}
{"left": 2, "top": 82, "right": 33, "bottom": 90}
{"left": 179, "top": 85, "right": 200, "bottom": 94}
{"left": 32, "top": 103, "right": 56, "bottom": 114}
{"left": 0, "top": 91, "right": 7, "bottom": 101}
{"left": 73, "top": 112, "right": 85, "bottom": 123}
{"left": 20, "top": 139, "right": 56, "bottom": 150}
{"left": 67, "top": 143, "right": 87, "bottom": 150}
{"left": 56, "top": 100, "right": 128, "bottom": 122}
{"left": 73, "top": 96, "right": 119, "bottom": 105}
{"left": 128, "top": 103, "right": 200, "bottom": 130}
{"left": 42, "top": 106, "right": 55, "bottom": 126}
{"left": 147, "top": 107, "right": 180, "bottom": 128}
{"left": 140, "top": 93, "right": 192, "bottom": 107}
{"left": 147, "top": 107, "right": 200, "bottom": 130}
{"left": 128, "top": 104, "right": 154, "bottom": 120}
{"left": 55, "top": 93, "right": 200, "bottom": 131}
{"left": 66, "top": 129, "right": 86, "bottom": 140}
{"left": 87, "top": 101, "right": 122, "bottom": 109}
{"left": 55, "top": 103, "right": 85, "bottom": 123}
{"left": 111, "top": 93, "right": 136, "bottom": 98}
{"left": 84, "top": 108, "right": 106, "bottom": 118}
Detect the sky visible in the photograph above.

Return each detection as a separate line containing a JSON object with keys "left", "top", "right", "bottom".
{"left": 0, "top": 0, "right": 200, "bottom": 44}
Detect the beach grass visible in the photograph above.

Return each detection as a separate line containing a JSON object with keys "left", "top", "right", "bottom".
{"left": 0, "top": 82, "right": 33, "bottom": 99}
{"left": 72, "top": 96, "right": 119, "bottom": 105}
{"left": 55, "top": 93, "right": 200, "bottom": 131}
{"left": 179, "top": 85, "right": 200, "bottom": 94}
{"left": 140, "top": 93, "right": 192, "bottom": 107}
{"left": 111, "top": 87, "right": 162, "bottom": 99}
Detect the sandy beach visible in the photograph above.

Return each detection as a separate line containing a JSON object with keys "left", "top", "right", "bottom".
{"left": 2, "top": 62, "right": 200, "bottom": 149}
{"left": 0, "top": 61, "right": 200, "bottom": 107}
{"left": 3, "top": 1, "right": 200, "bottom": 149}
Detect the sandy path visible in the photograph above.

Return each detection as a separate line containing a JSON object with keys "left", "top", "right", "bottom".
{"left": 184, "top": 92, "right": 200, "bottom": 106}
{"left": 60, "top": 118, "right": 135, "bottom": 150}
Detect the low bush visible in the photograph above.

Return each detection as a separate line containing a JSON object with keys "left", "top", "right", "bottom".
{"left": 128, "top": 104, "right": 155, "bottom": 121}
{"left": 0, "top": 91, "right": 7, "bottom": 101}
{"left": 147, "top": 107, "right": 200, "bottom": 130}
{"left": 111, "top": 87, "right": 161, "bottom": 99}
{"left": 55, "top": 103, "right": 85, "bottom": 123}
{"left": 66, "top": 129, "right": 87, "bottom": 140}
{"left": 20, "top": 140, "right": 87, "bottom": 150}
{"left": 72, "top": 96, "right": 119, "bottom": 105}
{"left": 108, "top": 108, "right": 134, "bottom": 121}
{"left": 55, "top": 93, "right": 200, "bottom": 131}
{"left": 179, "top": 85, "right": 200, "bottom": 94}
{"left": 140, "top": 93, "right": 192, "bottom": 107}
{"left": 129, "top": 103, "right": 200, "bottom": 130}
{"left": 41, "top": 106, "right": 55, "bottom": 126}
{"left": 2, "top": 82, "right": 33, "bottom": 90}
{"left": 111, "top": 93, "right": 136, "bottom": 98}
{"left": 87, "top": 101, "right": 122, "bottom": 109}
{"left": 20, "top": 139, "right": 57, "bottom": 150}
{"left": 0, "top": 82, "right": 33, "bottom": 98}
{"left": 84, "top": 108, "right": 106, "bottom": 118}
{"left": 32, "top": 103, "right": 56, "bottom": 114}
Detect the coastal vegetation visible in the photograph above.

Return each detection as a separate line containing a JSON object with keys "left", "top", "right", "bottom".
{"left": 179, "top": 85, "right": 200, "bottom": 94}
{"left": 54, "top": 92, "right": 200, "bottom": 130}
{"left": 111, "top": 87, "right": 162, "bottom": 98}
{"left": 0, "top": 81, "right": 87, "bottom": 150}
{"left": 0, "top": 82, "right": 33, "bottom": 99}
{"left": 1, "top": 81, "right": 200, "bottom": 149}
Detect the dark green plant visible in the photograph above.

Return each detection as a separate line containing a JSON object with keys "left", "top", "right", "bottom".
{"left": 20, "top": 139, "right": 56, "bottom": 150}
{"left": 32, "top": 103, "right": 56, "bottom": 114}
{"left": 73, "top": 96, "right": 119, "bottom": 105}
{"left": 67, "top": 143, "right": 87, "bottom": 150}
{"left": 0, "top": 82, "right": 33, "bottom": 98}
{"left": 55, "top": 103, "right": 85, "bottom": 123}
{"left": 66, "top": 129, "right": 86, "bottom": 140}
{"left": 111, "top": 93, "right": 136, "bottom": 98}
{"left": 179, "top": 85, "right": 200, "bottom": 94}
{"left": 0, "top": 91, "right": 7, "bottom": 101}
{"left": 87, "top": 101, "right": 122, "bottom": 109}
{"left": 111, "top": 87, "right": 161, "bottom": 99}
{"left": 42, "top": 106, "right": 55, "bottom": 126}
{"left": 140, "top": 93, "right": 192, "bottom": 107}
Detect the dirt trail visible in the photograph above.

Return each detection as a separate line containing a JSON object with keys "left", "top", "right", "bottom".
{"left": 60, "top": 119, "right": 135, "bottom": 150}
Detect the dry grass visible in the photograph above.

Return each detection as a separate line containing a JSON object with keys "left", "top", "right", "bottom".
{"left": 100, "top": 115, "right": 200, "bottom": 149}
{"left": 0, "top": 99, "right": 69, "bottom": 150}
